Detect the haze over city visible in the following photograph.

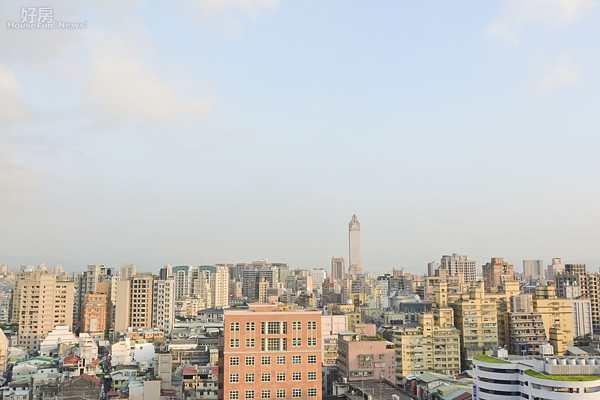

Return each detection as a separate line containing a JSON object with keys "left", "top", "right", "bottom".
{"left": 2, "top": 1, "right": 600, "bottom": 272}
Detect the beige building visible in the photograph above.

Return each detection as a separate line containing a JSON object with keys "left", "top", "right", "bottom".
{"left": 532, "top": 286, "right": 573, "bottom": 355}
{"left": 555, "top": 264, "right": 600, "bottom": 333}
{"left": 394, "top": 282, "right": 461, "bottom": 378}
{"left": 441, "top": 253, "right": 477, "bottom": 283}
{"left": 482, "top": 258, "right": 514, "bottom": 293}
{"left": 450, "top": 281, "right": 498, "bottom": 369}
{"left": 13, "top": 272, "right": 74, "bottom": 351}
{"left": 507, "top": 296, "right": 548, "bottom": 356}
{"left": 115, "top": 275, "right": 154, "bottom": 331}
{"left": 394, "top": 312, "right": 461, "bottom": 379}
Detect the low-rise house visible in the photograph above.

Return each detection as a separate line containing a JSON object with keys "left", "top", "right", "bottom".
{"left": 181, "top": 365, "right": 218, "bottom": 400}
{"left": 0, "top": 388, "right": 29, "bottom": 400}
{"left": 30, "top": 372, "right": 62, "bottom": 399}
{"left": 110, "top": 366, "right": 139, "bottom": 391}
{"left": 60, "top": 373, "right": 102, "bottom": 399}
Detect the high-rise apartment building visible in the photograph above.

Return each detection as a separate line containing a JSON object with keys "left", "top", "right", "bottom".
{"left": 394, "top": 312, "right": 461, "bottom": 378}
{"left": 554, "top": 264, "right": 600, "bottom": 333}
{"left": 441, "top": 253, "right": 477, "bottom": 283}
{"left": 532, "top": 286, "right": 573, "bottom": 355}
{"left": 219, "top": 304, "right": 322, "bottom": 400}
{"left": 13, "top": 272, "right": 74, "bottom": 351}
{"left": 115, "top": 274, "right": 154, "bottom": 331}
{"left": 451, "top": 281, "right": 498, "bottom": 368}
{"left": 0, "top": 293, "right": 11, "bottom": 324}
{"left": 427, "top": 261, "right": 441, "bottom": 277}
{"left": 507, "top": 296, "right": 548, "bottom": 356}
{"left": 348, "top": 215, "right": 362, "bottom": 275}
{"left": 153, "top": 279, "right": 175, "bottom": 334}
{"left": 210, "top": 265, "right": 230, "bottom": 309}
{"left": 523, "top": 260, "right": 544, "bottom": 284}
{"left": 173, "top": 266, "right": 192, "bottom": 300}
{"left": 331, "top": 257, "right": 345, "bottom": 281}
{"left": 482, "top": 258, "right": 514, "bottom": 293}
{"left": 81, "top": 293, "right": 108, "bottom": 335}
{"left": 546, "top": 257, "right": 565, "bottom": 281}
{"left": 120, "top": 264, "right": 136, "bottom": 280}
{"left": 321, "top": 314, "right": 347, "bottom": 367}
{"left": 85, "top": 265, "right": 106, "bottom": 294}
{"left": 572, "top": 299, "right": 593, "bottom": 339}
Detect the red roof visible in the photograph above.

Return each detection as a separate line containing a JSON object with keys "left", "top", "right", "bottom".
{"left": 64, "top": 356, "right": 81, "bottom": 363}
{"left": 453, "top": 393, "right": 472, "bottom": 400}
{"left": 63, "top": 373, "right": 102, "bottom": 387}
{"left": 183, "top": 367, "right": 199, "bottom": 375}
{"left": 106, "top": 391, "right": 119, "bottom": 397}
{"left": 91, "top": 358, "right": 100, "bottom": 366}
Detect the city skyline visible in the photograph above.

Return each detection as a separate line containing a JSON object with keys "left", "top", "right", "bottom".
{"left": 2, "top": 1, "right": 599, "bottom": 273}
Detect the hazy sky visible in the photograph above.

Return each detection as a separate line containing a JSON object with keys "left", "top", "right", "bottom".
{"left": 1, "top": 0, "right": 599, "bottom": 274}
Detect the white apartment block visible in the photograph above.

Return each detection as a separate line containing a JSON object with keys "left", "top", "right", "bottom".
{"left": 152, "top": 279, "right": 175, "bottom": 334}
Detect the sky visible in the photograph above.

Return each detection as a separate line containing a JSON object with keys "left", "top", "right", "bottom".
{"left": 1, "top": 0, "right": 599, "bottom": 275}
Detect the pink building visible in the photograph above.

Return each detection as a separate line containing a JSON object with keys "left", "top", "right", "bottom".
{"left": 337, "top": 326, "right": 396, "bottom": 384}
{"left": 220, "top": 304, "right": 322, "bottom": 400}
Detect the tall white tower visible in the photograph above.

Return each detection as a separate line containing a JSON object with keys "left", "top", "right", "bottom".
{"left": 348, "top": 214, "right": 362, "bottom": 274}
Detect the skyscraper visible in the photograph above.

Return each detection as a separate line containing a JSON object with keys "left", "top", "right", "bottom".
{"left": 482, "top": 257, "right": 514, "bottom": 293}
{"left": 331, "top": 257, "right": 345, "bottom": 281}
{"left": 441, "top": 253, "right": 477, "bottom": 283}
{"left": 523, "top": 260, "right": 544, "bottom": 284}
{"left": 348, "top": 214, "right": 362, "bottom": 275}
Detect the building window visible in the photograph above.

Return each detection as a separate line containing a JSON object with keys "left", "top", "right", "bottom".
{"left": 307, "top": 338, "right": 317, "bottom": 346}
{"left": 308, "top": 321, "right": 317, "bottom": 330}
{"left": 308, "top": 388, "right": 317, "bottom": 397}
{"left": 308, "top": 355, "right": 317, "bottom": 364}
{"left": 308, "top": 372, "right": 317, "bottom": 381}
{"left": 293, "top": 355, "right": 301, "bottom": 364}
{"left": 268, "top": 321, "right": 280, "bottom": 334}
{"left": 276, "top": 373, "right": 286, "bottom": 382}
{"left": 246, "top": 338, "right": 255, "bottom": 348}
{"left": 245, "top": 390, "right": 255, "bottom": 399}
{"left": 245, "top": 356, "right": 255, "bottom": 366}
{"left": 292, "top": 321, "right": 302, "bottom": 330}
{"left": 246, "top": 322, "right": 255, "bottom": 331}
{"left": 292, "top": 389, "right": 302, "bottom": 398}
{"left": 230, "top": 339, "right": 240, "bottom": 348}
{"left": 292, "top": 338, "right": 301, "bottom": 347}
{"left": 261, "top": 373, "right": 271, "bottom": 382}
{"left": 230, "top": 322, "right": 240, "bottom": 331}
{"left": 245, "top": 374, "right": 255, "bottom": 383}
{"left": 276, "top": 389, "right": 286, "bottom": 398}
{"left": 229, "top": 374, "right": 239, "bottom": 383}
{"left": 261, "top": 356, "right": 271, "bottom": 365}
{"left": 261, "top": 390, "right": 270, "bottom": 399}
{"left": 268, "top": 338, "right": 279, "bottom": 351}
{"left": 293, "top": 372, "right": 302, "bottom": 381}
{"left": 277, "top": 356, "right": 286, "bottom": 365}
{"left": 229, "top": 391, "right": 239, "bottom": 400}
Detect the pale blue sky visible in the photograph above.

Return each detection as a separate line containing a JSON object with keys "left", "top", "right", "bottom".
{"left": 1, "top": 0, "right": 599, "bottom": 274}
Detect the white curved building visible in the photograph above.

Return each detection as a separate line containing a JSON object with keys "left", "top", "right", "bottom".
{"left": 473, "top": 354, "right": 600, "bottom": 400}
